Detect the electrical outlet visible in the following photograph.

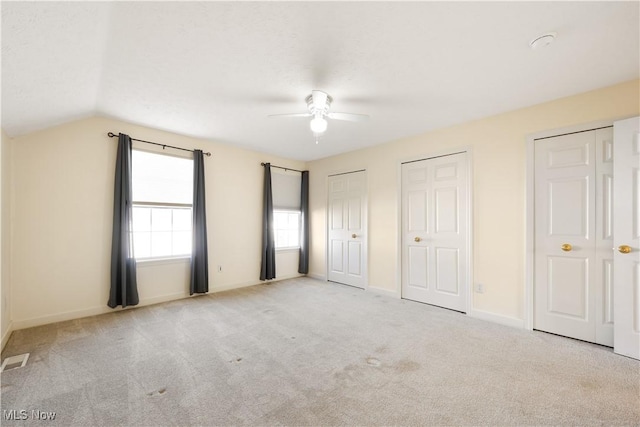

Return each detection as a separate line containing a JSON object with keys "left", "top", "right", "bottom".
{"left": 474, "top": 283, "right": 484, "bottom": 293}
{"left": 217, "top": 265, "right": 222, "bottom": 272}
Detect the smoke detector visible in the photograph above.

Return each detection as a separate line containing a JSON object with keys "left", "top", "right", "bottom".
{"left": 530, "top": 32, "right": 557, "bottom": 50}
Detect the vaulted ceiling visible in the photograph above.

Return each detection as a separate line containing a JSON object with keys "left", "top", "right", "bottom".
{"left": 2, "top": 2, "right": 638, "bottom": 161}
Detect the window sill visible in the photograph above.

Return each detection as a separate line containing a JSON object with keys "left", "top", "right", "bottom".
{"left": 136, "top": 256, "right": 191, "bottom": 266}
{"left": 276, "top": 247, "right": 300, "bottom": 253}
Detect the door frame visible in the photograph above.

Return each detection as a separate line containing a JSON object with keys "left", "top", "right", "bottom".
{"left": 397, "top": 147, "right": 473, "bottom": 313}
{"left": 325, "top": 168, "right": 369, "bottom": 290}
{"left": 524, "top": 118, "right": 633, "bottom": 331}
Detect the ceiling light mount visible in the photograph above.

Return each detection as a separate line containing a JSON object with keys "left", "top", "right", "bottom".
{"left": 530, "top": 32, "right": 557, "bottom": 50}
{"left": 306, "top": 92, "right": 332, "bottom": 115}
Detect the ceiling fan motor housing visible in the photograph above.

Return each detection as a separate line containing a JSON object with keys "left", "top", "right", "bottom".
{"left": 306, "top": 91, "right": 332, "bottom": 115}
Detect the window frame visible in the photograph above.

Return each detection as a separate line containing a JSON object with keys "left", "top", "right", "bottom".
{"left": 131, "top": 148, "right": 194, "bottom": 261}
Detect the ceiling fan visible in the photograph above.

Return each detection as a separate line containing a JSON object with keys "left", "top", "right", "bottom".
{"left": 269, "top": 90, "right": 369, "bottom": 142}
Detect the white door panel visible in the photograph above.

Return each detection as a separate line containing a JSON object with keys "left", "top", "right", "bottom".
{"left": 401, "top": 152, "right": 468, "bottom": 312}
{"left": 330, "top": 240, "right": 344, "bottom": 274}
{"left": 547, "top": 256, "right": 588, "bottom": 319}
{"left": 634, "top": 263, "right": 640, "bottom": 333}
{"left": 408, "top": 245, "right": 428, "bottom": 288}
{"left": 331, "top": 201, "right": 344, "bottom": 229}
{"left": 435, "top": 247, "right": 459, "bottom": 295}
{"left": 548, "top": 177, "right": 589, "bottom": 237}
{"left": 613, "top": 117, "right": 640, "bottom": 360}
{"left": 348, "top": 241, "right": 362, "bottom": 275}
{"left": 407, "top": 190, "right": 427, "bottom": 232}
{"left": 595, "top": 128, "right": 614, "bottom": 346}
{"left": 435, "top": 188, "right": 458, "bottom": 233}
{"left": 348, "top": 198, "right": 361, "bottom": 229}
{"left": 327, "top": 171, "right": 367, "bottom": 288}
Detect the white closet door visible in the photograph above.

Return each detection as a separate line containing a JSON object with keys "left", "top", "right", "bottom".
{"left": 327, "top": 171, "right": 367, "bottom": 289}
{"left": 534, "top": 131, "right": 597, "bottom": 343}
{"left": 613, "top": 117, "right": 640, "bottom": 360}
{"left": 401, "top": 152, "right": 468, "bottom": 312}
{"left": 534, "top": 127, "right": 615, "bottom": 347}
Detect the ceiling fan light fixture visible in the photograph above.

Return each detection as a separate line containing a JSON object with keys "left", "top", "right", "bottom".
{"left": 269, "top": 90, "right": 368, "bottom": 142}
{"left": 310, "top": 116, "right": 328, "bottom": 133}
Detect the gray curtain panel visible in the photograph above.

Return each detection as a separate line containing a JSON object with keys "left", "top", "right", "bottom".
{"left": 260, "top": 163, "right": 276, "bottom": 280}
{"left": 190, "top": 150, "right": 209, "bottom": 295}
{"left": 108, "top": 133, "right": 139, "bottom": 308}
{"left": 298, "top": 170, "right": 309, "bottom": 274}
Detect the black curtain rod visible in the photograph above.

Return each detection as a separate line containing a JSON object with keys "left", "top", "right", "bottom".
{"left": 261, "top": 162, "right": 304, "bottom": 173}
{"left": 107, "top": 132, "right": 211, "bottom": 156}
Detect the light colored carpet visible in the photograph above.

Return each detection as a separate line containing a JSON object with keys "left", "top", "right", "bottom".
{"left": 1, "top": 277, "right": 639, "bottom": 426}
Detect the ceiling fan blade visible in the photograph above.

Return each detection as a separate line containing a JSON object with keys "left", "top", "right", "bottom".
{"left": 327, "top": 112, "right": 370, "bottom": 122}
{"left": 268, "top": 113, "right": 312, "bottom": 119}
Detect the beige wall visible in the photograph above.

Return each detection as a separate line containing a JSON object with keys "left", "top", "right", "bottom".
{"left": 308, "top": 79, "right": 640, "bottom": 322}
{"left": 10, "top": 116, "right": 306, "bottom": 329}
{"left": 1, "top": 129, "right": 13, "bottom": 348}
{"left": 5, "top": 79, "right": 639, "bottom": 333}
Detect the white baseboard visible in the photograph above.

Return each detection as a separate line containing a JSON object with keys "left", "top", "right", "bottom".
{"left": 307, "top": 273, "right": 326, "bottom": 281}
{"left": 210, "top": 274, "right": 304, "bottom": 294}
{"left": 367, "top": 286, "right": 400, "bottom": 299}
{"left": 13, "top": 306, "right": 118, "bottom": 330}
{"left": 141, "top": 291, "right": 190, "bottom": 306}
{"left": 271, "top": 273, "right": 305, "bottom": 282}
{"left": 1, "top": 321, "right": 13, "bottom": 351}
{"left": 210, "top": 281, "right": 260, "bottom": 293}
{"left": 468, "top": 309, "right": 525, "bottom": 329}
{"left": 13, "top": 275, "right": 308, "bottom": 331}
{"left": 11, "top": 291, "right": 190, "bottom": 331}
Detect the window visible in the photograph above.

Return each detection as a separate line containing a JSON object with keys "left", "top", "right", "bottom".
{"left": 274, "top": 210, "right": 300, "bottom": 249}
{"left": 131, "top": 149, "right": 193, "bottom": 259}
{"left": 271, "top": 170, "right": 302, "bottom": 249}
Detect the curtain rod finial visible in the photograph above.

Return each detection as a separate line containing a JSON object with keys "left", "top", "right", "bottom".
{"left": 107, "top": 132, "right": 117, "bottom": 138}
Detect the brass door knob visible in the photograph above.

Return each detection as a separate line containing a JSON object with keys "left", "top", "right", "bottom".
{"left": 618, "top": 245, "right": 632, "bottom": 254}
{"left": 561, "top": 243, "right": 572, "bottom": 252}
{"left": 414, "top": 237, "right": 422, "bottom": 242}
{"left": 352, "top": 234, "right": 357, "bottom": 238}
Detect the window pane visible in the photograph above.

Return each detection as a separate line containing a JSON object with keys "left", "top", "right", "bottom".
{"left": 151, "top": 208, "right": 172, "bottom": 232}
{"left": 275, "top": 230, "right": 284, "bottom": 248}
{"left": 151, "top": 231, "right": 172, "bottom": 257}
{"left": 132, "top": 206, "right": 193, "bottom": 259}
{"left": 133, "top": 232, "right": 151, "bottom": 259}
{"left": 273, "top": 211, "right": 300, "bottom": 248}
{"left": 173, "top": 208, "right": 191, "bottom": 231}
{"left": 173, "top": 231, "right": 191, "bottom": 255}
{"left": 132, "top": 207, "right": 151, "bottom": 232}
{"left": 288, "top": 229, "right": 299, "bottom": 247}
{"left": 274, "top": 212, "right": 286, "bottom": 229}
{"left": 288, "top": 213, "right": 298, "bottom": 229}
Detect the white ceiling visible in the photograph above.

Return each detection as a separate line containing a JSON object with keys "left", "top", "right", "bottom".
{"left": 2, "top": 2, "right": 638, "bottom": 161}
